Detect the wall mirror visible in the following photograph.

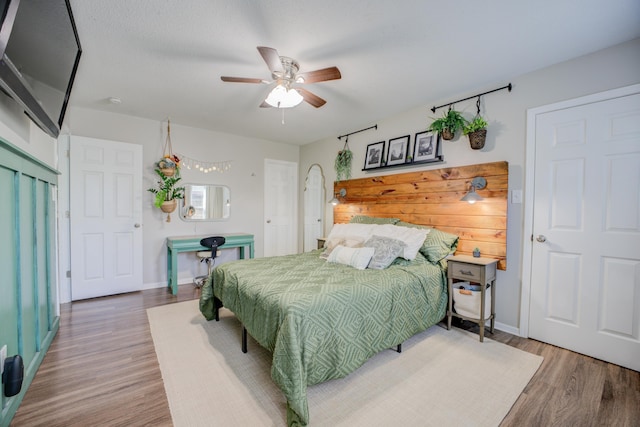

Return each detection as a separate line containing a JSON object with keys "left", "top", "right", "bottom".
{"left": 303, "top": 164, "right": 325, "bottom": 251}
{"left": 180, "top": 183, "right": 230, "bottom": 221}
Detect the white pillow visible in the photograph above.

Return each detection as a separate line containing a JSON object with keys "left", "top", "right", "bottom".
{"left": 319, "top": 236, "right": 365, "bottom": 259}
{"left": 371, "top": 224, "right": 430, "bottom": 260}
{"left": 325, "top": 224, "right": 375, "bottom": 247}
{"left": 327, "top": 245, "right": 375, "bottom": 270}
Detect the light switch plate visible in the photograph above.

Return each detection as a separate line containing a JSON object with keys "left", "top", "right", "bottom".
{"left": 511, "top": 189, "right": 523, "bottom": 204}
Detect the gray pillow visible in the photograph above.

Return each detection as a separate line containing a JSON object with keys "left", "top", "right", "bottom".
{"left": 364, "top": 235, "right": 407, "bottom": 269}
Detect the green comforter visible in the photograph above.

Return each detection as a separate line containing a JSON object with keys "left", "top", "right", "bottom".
{"left": 199, "top": 250, "right": 447, "bottom": 426}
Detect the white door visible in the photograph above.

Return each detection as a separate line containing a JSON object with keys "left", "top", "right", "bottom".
{"left": 70, "top": 136, "right": 143, "bottom": 300}
{"left": 264, "top": 159, "right": 298, "bottom": 257}
{"left": 528, "top": 89, "right": 640, "bottom": 371}
{"left": 303, "top": 164, "right": 324, "bottom": 252}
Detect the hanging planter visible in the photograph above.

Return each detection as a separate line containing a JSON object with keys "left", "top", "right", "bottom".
{"left": 160, "top": 200, "right": 177, "bottom": 221}
{"left": 463, "top": 116, "right": 488, "bottom": 150}
{"left": 157, "top": 157, "right": 178, "bottom": 176}
{"left": 147, "top": 168, "right": 185, "bottom": 223}
{"left": 334, "top": 139, "right": 353, "bottom": 182}
{"left": 157, "top": 119, "right": 181, "bottom": 177}
{"left": 428, "top": 108, "right": 467, "bottom": 141}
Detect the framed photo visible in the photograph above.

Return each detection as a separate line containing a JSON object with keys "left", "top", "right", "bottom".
{"left": 386, "top": 135, "right": 410, "bottom": 166}
{"left": 364, "top": 141, "right": 385, "bottom": 169}
{"left": 413, "top": 131, "right": 439, "bottom": 162}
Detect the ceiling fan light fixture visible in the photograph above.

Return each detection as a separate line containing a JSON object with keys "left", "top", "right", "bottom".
{"left": 265, "top": 84, "right": 304, "bottom": 108}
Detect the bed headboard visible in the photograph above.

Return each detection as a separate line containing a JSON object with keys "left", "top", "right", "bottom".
{"left": 333, "top": 161, "right": 508, "bottom": 270}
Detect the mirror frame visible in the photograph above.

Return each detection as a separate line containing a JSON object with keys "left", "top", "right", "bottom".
{"left": 179, "top": 183, "right": 231, "bottom": 222}
{"left": 303, "top": 164, "right": 326, "bottom": 251}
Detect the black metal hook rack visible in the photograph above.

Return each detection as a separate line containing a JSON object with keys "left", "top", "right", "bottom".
{"left": 430, "top": 83, "right": 512, "bottom": 113}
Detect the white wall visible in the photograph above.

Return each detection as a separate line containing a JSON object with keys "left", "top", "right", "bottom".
{"left": 58, "top": 107, "right": 298, "bottom": 301}
{"left": 299, "top": 38, "right": 640, "bottom": 333}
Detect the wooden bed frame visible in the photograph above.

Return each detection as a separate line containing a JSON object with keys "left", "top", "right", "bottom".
{"left": 333, "top": 161, "right": 508, "bottom": 270}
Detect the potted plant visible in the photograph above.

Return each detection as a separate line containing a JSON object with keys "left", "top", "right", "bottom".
{"left": 463, "top": 116, "right": 488, "bottom": 150}
{"left": 428, "top": 108, "right": 467, "bottom": 140}
{"left": 147, "top": 168, "right": 185, "bottom": 222}
{"left": 334, "top": 148, "right": 353, "bottom": 182}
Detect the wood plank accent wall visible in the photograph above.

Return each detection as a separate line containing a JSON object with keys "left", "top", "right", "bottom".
{"left": 0, "top": 138, "right": 59, "bottom": 427}
{"left": 333, "top": 161, "right": 508, "bottom": 270}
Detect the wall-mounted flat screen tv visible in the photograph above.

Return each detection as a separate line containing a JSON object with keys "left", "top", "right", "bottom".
{"left": 0, "top": 0, "right": 81, "bottom": 139}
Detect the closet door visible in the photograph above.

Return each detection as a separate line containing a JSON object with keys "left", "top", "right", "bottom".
{"left": 264, "top": 159, "right": 298, "bottom": 257}
{"left": 70, "top": 136, "right": 143, "bottom": 300}
{"left": 527, "top": 87, "right": 640, "bottom": 371}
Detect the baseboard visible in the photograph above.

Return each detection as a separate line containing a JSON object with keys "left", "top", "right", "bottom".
{"left": 494, "top": 321, "right": 520, "bottom": 336}
{"left": 142, "top": 278, "right": 198, "bottom": 290}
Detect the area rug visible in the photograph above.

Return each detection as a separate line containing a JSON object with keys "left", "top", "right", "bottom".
{"left": 148, "top": 300, "right": 542, "bottom": 426}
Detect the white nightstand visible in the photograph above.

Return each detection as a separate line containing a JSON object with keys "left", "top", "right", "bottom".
{"left": 316, "top": 237, "right": 326, "bottom": 250}
{"left": 446, "top": 255, "right": 498, "bottom": 342}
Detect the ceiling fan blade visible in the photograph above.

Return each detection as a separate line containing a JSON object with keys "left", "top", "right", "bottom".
{"left": 297, "top": 66, "right": 341, "bottom": 84}
{"left": 297, "top": 88, "right": 326, "bottom": 108}
{"left": 221, "top": 76, "right": 266, "bottom": 84}
{"left": 257, "top": 46, "right": 283, "bottom": 74}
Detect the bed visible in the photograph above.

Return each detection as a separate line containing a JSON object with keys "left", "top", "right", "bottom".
{"left": 200, "top": 221, "right": 458, "bottom": 426}
{"left": 199, "top": 162, "right": 509, "bottom": 426}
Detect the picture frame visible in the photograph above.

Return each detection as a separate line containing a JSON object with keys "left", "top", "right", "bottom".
{"left": 386, "top": 135, "right": 410, "bottom": 166}
{"left": 413, "top": 131, "right": 439, "bottom": 162}
{"left": 364, "top": 141, "right": 385, "bottom": 169}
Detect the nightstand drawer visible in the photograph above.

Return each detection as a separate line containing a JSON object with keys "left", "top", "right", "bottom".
{"left": 448, "top": 262, "right": 483, "bottom": 281}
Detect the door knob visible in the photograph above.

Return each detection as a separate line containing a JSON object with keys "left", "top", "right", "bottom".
{"left": 317, "top": 219, "right": 321, "bottom": 222}
{"left": 536, "top": 235, "right": 546, "bottom": 242}
{"left": 134, "top": 223, "right": 141, "bottom": 228}
{"left": 266, "top": 220, "right": 271, "bottom": 223}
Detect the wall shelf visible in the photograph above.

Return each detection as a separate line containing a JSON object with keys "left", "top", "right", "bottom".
{"left": 362, "top": 156, "right": 444, "bottom": 172}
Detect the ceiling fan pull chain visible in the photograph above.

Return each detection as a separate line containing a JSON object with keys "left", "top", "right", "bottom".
{"left": 282, "top": 108, "right": 285, "bottom": 125}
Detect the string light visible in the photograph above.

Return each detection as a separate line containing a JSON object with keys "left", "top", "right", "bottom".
{"left": 176, "top": 153, "right": 232, "bottom": 174}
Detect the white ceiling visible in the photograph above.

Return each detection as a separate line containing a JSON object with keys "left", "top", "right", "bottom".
{"left": 68, "top": 0, "right": 640, "bottom": 145}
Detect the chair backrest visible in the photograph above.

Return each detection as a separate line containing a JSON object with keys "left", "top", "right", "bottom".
{"left": 199, "top": 236, "right": 226, "bottom": 258}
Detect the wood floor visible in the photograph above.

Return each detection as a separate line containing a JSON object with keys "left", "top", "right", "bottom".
{"left": 10, "top": 286, "right": 640, "bottom": 427}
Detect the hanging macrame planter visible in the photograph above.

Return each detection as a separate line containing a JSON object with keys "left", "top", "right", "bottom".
{"left": 334, "top": 137, "right": 353, "bottom": 182}
{"left": 157, "top": 120, "right": 180, "bottom": 176}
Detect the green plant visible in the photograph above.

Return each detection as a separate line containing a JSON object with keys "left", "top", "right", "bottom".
{"left": 147, "top": 168, "right": 185, "bottom": 208}
{"left": 428, "top": 109, "right": 467, "bottom": 136}
{"left": 334, "top": 148, "right": 353, "bottom": 182}
{"left": 463, "top": 116, "right": 488, "bottom": 135}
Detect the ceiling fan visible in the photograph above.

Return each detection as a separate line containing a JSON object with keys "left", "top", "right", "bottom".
{"left": 221, "top": 46, "right": 341, "bottom": 109}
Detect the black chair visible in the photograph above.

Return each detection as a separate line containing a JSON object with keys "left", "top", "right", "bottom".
{"left": 193, "top": 236, "right": 226, "bottom": 287}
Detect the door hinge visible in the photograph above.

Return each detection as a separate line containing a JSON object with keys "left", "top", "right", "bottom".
{"left": 66, "top": 270, "right": 71, "bottom": 278}
{"left": 65, "top": 210, "right": 70, "bottom": 218}
{"left": 66, "top": 149, "right": 70, "bottom": 158}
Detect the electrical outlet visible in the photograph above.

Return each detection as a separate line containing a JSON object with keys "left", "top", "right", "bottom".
{"left": 1, "top": 345, "right": 7, "bottom": 376}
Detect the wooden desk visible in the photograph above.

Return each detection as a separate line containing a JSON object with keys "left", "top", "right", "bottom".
{"left": 166, "top": 233, "right": 254, "bottom": 294}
